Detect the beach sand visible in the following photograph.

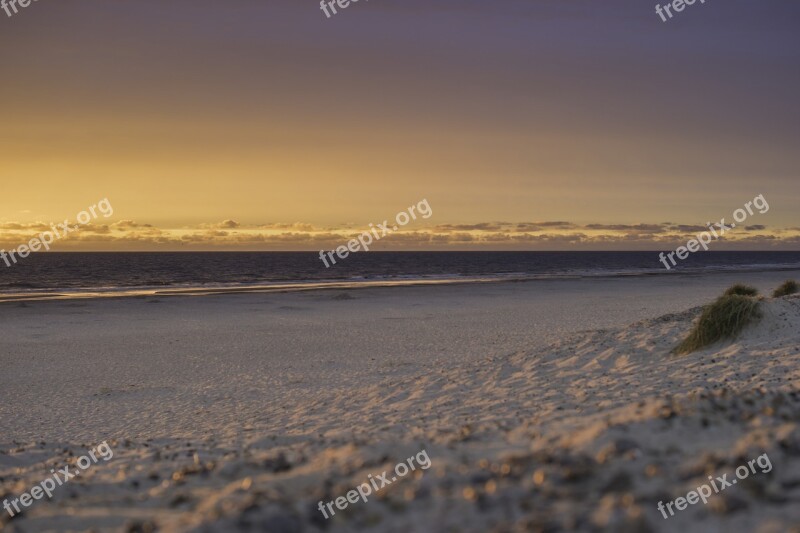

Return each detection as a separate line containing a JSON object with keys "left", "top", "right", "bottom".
{"left": 1, "top": 271, "right": 799, "bottom": 532}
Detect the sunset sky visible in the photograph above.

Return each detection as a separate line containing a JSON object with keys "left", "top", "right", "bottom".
{"left": 1, "top": 0, "right": 798, "bottom": 251}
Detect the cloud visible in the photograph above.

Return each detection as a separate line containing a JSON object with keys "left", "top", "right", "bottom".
{"left": 433, "top": 223, "right": 512, "bottom": 232}
{"left": 515, "top": 221, "right": 577, "bottom": 231}
{"left": 0, "top": 222, "right": 52, "bottom": 231}
{"left": 81, "top": 224, "right": 112, "bottom": 234}
{"left": 262, "top": 223, "right": 317, "bottom": 232}
{"left": 1, "top": 217, "right": 797, "bottom": 251}
{"left": 667, "top": 224, "right": 708, "bottom": 233}
{"left": 585, "top": 223, "right": 666, "bottom": 233}
{"left": 111, "top": 220, "right": 153, "bottom": 229}
{"left": 533, "top": 221, "right": 577, "bottom": 228}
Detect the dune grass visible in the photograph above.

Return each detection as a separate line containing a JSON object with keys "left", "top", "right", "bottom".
{"left": 674, "top": 291, "right": 761, "bottom": 355}
{"left": 772, "top": 280, "right": 799, "bottom": 298}
{"left": 722, "top": 284, "right": 759, "bottom": 297}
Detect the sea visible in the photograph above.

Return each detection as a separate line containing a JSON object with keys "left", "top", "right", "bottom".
{"left": 1, "top": 251, "right": 799, "bottom": 300}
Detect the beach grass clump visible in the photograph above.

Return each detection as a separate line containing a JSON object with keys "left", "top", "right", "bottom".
{"left": 772, "top": 280, "right": 799, "bottom": 298}
{"left": 722, "top": 284, "right": 759, "bottom": 297}
{"left": 674, "top": 293, "right": 761, "bottom": 355}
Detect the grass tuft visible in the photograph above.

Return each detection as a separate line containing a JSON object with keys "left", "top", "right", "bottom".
{"left": 772, "top": 280, "right": 799, "bottom": 298}
{"left": 722, "top": 284, "right": 759, "bottom": 297}
{"left": 674, "top": 293, "right": 761, "bottom": 355}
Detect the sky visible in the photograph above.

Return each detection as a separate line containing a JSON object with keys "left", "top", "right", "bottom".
{"left": 0, "top": 0, "right": 798, "bottom": 251}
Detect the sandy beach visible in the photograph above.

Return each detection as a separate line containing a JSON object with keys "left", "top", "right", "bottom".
{"left": 2, "top": 271, "right": 799, "bottom": 532}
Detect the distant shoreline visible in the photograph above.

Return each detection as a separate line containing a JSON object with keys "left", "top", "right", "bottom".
{"left": 3, "top": 266, "right": 800, "bottom": 303}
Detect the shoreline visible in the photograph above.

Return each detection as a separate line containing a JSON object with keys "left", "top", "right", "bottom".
{"left": 2, "top": 265, "right": 800, "bottom": 304}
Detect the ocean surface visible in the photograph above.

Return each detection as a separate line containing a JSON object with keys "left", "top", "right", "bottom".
{"left": 1, "top": 251, "right": 799, "bottom": 299}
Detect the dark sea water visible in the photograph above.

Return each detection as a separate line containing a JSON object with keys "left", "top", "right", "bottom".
{"left": 1, "top": 251, "right": 799, "bottom": 297}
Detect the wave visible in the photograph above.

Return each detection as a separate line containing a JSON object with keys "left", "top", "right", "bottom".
{"left": 2, "top": 258, "right": 800, "bottom": 303}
